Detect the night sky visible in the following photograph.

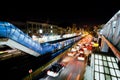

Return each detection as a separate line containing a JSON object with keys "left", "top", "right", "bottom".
{"left": 0, "top": 0, "right": 119, "bottom": 27}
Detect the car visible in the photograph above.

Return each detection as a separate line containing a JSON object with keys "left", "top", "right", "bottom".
{"left": 67, "top": 48, "right": 77, "bottom": 56}
{"left": 67, "top": 51, "right": 76, "bottom": 57}
{"left": 47, "top": 63, "right": 65, "bottom": 77}
{"left": 79, "top": 48, "right": 84, "bottom": 53}
{"left": 77, "top": 53, "right": 85, "bottom": 61}
{"left": 79, "top": 50, "right": 84, "bottom": 54}
{"left": 83, "top": 47, "right": 87, "bottom": 51}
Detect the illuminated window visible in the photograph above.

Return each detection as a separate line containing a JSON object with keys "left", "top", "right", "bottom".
{"left": 51, "top": 26, "right": 53, "bottom": 28}
{"left": 51, "top": 30, "right": 53, "bottom": 33}
{"left": 39, "top": 29, "right": 43, "bottom": 33}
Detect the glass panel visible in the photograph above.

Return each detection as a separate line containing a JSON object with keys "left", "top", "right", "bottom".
{"left": 100, "top": 73, "right": 105, "bottom": 80}
{"left": 95, "top": 54, "right": 98, "bottom": 59}
{"left": 24, "top": 37, "right": 29, "bottom": 43}
{"left": 103, "top": 56, "right": 106, "bottom": 60}
{"left": 99, "top": 60, "right": 103, "bottom": 66}
{"left": 93, "top": 54, "right": 120, "bottom": 80}
{"left": 105, "top": 75, "right": 111, "bottom": 80}
{"left": 95, "top": 65, "right": 99, "bottom": 72}
{"left": 111, "top": 57, "right": 116, "bottom": 62}
{"left": 107, "top": 56, "right": 111, "bottom": 61}
{"left": 115, "top": 69, "right": 120, "bottom": 77}
{"left": 113, "top": 63, "right": 119, "bottom": 69}
{"left": 95, "top": 59, "right": 99, "bottom": 65}
{"left": 99, "top": 55, "right": 102, "bottom": 60}
{"left": 19, "top": 34, "right": 24, "bottom": 40}
{"left": 95, "top": 72, "right": 99, "bottom": 80}
{"left": 110, "top": 68, "right": 116, "bottom": 76}
{"left": 112, "top": 77, "right": 117, "bottom": 80}
{"left": 103, "top": 61, "right": 108, "bottom": 66}
{"left": 104, "top": 67, "right": 109, "bottom": 74}
{"left": 118, "top": 78, "right": 120, "bottom": 80}
{"left": 14, "top": 30, "right": 20, "bottom": 37}
{"left": 108, "top": 62, "right": 113, "bottom": 68}
{"left": 99, "top": 66, "right": 104, "bottom": 73}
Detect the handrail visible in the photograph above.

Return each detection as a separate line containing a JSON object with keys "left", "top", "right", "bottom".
{"left": 102, "top": 35, "right": 120, "bottom": 61}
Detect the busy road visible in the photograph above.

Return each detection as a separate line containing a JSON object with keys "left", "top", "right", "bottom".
{"left": 38, "top": 35, "right": 93, "bottom": 80}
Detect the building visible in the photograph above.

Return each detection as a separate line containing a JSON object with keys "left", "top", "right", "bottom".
{"left": 26, "top": 21, "right": 65, "bottom": 37}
